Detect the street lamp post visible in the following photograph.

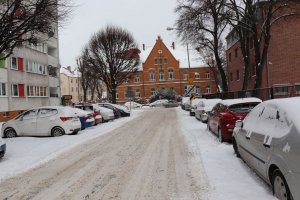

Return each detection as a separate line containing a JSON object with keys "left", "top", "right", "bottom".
{"left": 166, "top": 27, "right": 191, "bottom": 78}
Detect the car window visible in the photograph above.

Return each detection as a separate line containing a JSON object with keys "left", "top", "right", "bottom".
{"left": 273, "top": 108, "right": 290, "bottom": 138}
{"left": 38, "top": 109, "right": 58, "bottom": 118}
{"left": 21, "top": 109, "right": 38, "bottom": 120}
{"left": 243, "top": 105, "right": 265, "bottom": 130}
{"left": 229, "top": 102, "right": 259, "bottom": 113}
{"left": 256, "top": 105, "right": 277, "bottom": 135}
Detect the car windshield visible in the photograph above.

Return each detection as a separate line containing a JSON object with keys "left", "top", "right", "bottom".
{"left": 229, "top": 102, "right": 259, "bottom": 113}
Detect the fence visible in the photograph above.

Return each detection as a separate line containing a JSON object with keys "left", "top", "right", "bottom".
{"left": 203, "top": 85, "right": 300, "bottom": 101}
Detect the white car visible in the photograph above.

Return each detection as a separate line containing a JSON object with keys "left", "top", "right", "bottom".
{"left": 92, "top": 104, "right": 115, "bottom": 122}
{"left": 194, "top": 99, "right": 222, "bottom": 122}
{"left": 1, "top": 106, "right": 81, "bottom": 138}
{"left": 149, "top": 99, "right": 168, "bottom": 107}
{"left": 124, "top": 101, "right": 143, "bottom": 109}
{"left": 189, "top": 98, "right": 205, "bottom": 116}
{"left": 0, "top": 138, "right": 6, "bottom": 159}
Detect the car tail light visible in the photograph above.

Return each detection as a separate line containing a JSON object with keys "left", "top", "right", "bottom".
{"left": 83, "top": 115, "right": 89, "bottom": 120}
{"left": 60, "top": 117, "right": 72, "bottom": 122}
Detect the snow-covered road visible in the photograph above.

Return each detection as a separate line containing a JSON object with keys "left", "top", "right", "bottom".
{"left": 0, "top": 107, "right": 276, "bottom": 199}
{"left": 0, "top": 108, "right": 205, "bottom": 200}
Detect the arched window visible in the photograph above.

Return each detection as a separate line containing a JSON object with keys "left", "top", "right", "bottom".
{"left": 149, "top": 70, "right": 155, "bottom": 81}
{"left": 159, "top": 70, "right": 165, "bottom": 81}
{"left": 168, "top": 69, "right": 174, "bottom": 80}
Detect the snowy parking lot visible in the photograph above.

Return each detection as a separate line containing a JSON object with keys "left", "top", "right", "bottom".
{"left": 0, "top": 107, "right": 276, "bottom": 199}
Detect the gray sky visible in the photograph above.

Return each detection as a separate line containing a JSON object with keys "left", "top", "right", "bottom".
{"left": 59, "top": 0, "right": 184, "bottom": 68}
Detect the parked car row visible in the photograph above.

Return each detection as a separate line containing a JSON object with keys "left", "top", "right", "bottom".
{"left": 182, "top": 96, "right": 300, "bottom": 200}
{"left": 0, "top": 102, "right": 131, "bottom": 160}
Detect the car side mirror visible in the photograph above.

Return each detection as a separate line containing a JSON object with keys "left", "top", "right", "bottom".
{"left": 235, "top": 120, "right": 243, "bottom": 129}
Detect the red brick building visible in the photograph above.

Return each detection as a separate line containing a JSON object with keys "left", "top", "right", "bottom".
{"left": 226, "top": 1, "right": 300, "bottom": 99}
{"left": 116, "top": 36, "right": 218, "bottom": 103}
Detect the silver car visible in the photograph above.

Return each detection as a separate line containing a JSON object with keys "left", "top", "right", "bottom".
{"left": 232, "top": 97, "right": 300, "bottom": 200}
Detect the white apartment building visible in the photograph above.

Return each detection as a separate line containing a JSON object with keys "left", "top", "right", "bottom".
{"left": 0, "top": 26, "right": 61, "bottom": 121}
{"left": 60, "top": 67, "right": 81, "bottom": 104}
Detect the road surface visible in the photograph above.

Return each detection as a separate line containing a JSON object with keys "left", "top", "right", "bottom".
{"left": 0, "top": 108, "right": 208, "bottom": 200}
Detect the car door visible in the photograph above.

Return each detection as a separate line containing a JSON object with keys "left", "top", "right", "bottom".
{"left": 235, "top": 104, "right": 265, "bottom": 167}
{"left": 36, "top": 108, "right": 58, "bottom": 136}
{"left": 249, "top": 104, "right": 278, "bottom": 177}
{"left": 15, "top": 109, "right": 38, "bottom": 136}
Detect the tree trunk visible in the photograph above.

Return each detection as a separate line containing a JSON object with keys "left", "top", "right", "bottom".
{"left": 111, "top": 88, "right": 117, "bottom": 104}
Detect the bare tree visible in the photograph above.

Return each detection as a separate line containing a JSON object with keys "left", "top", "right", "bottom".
{"left": 226, "top": 0, "right": 298, "bottom": 96}
{"left": 0, "top": 0, "right": 72, "bottom": 59}
{"left": 77, "top": 49, "right": 90, "bottom": 102}
{"left": 85, "top": 25, "right": 140, "bottom": 104}
{"left": 175, "top": 0, "right": 230, "bottom": 92}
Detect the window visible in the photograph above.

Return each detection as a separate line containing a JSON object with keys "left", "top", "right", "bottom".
{"left": 195, "top": 86, "right": 201, "bottom": 94}
{"left": 116, "top": 93, "right": 119, "bottom": 99}
{"left": 159, "top": 70, "right": 164, "bottom": 81}
{"left": 154, "top": 59, "right": 158, "bottom": 65}
{"left": 71, "top": 87, "right": 74, "bottom": 92}
{"left": 229, "top": 53, "right": 232, "bottom": 62}
{"left": 274, "top": 85, "right": 289, "bottom": 95}
{"left": 195, "top": 72, "right": 200, "bottom": 79}
{"left": 183, "top": 73, "right": 188, "bottom": 80}
{"left": 11, "top": 84, "right": 19, "bottom": 96}
{"left": 27, "top": 86, "right": 47, "bottom": 97}
{"left": 235, "top": 48, "right": 238, "bottom": 57}
{"left": 2, "top": 112, "right": 9, "bottom": 118}
{"left": 151, "top": 88, "right": 156, "bottom": 95}
{"left": 230, "top": 73, "right": 233, "bottom": 81}
{"left": 0, "top": 83, "right": 6, "bottom": 96}
{"left": 164, "top": 58, "right": 167, "bottom": 64}
{"left": 38, "top": 109, "right": 58, "bottom": 118}
{"left": 26, "top": 60, "right": 46, "bottom": 75}
{"left": 295, "top": 85, "right": 300, "bottom": 94}
{"left": 11, "top": 57, "right": 18, "bottom": 70}
{"left": 21, "top": 109, "right": 37, "bottom": 120}
{"left": 71, "top": 79, "right": 73, "bottom": 83}
{"left": 48, "top": 65, "right": 57, "bottom": 77}
{"left": 134, "top": 75, "right": 140, "bottom": 83}
{"left": 236, "top": 70, "right": 240, "bottom": 81}
{"left": 149, "top": 70, "right": 155, "bottom": 81}
{"left": 168, "top": 69, "right": 174, "bottom": 80}
{"left": 206, "top": 85, "right": 211, "bottom": 94}
{"left": 135, "top": 89, "right": 140, "bottom": 97}
{"left": 205, "top": 72, "right": 210, "bottom": 79}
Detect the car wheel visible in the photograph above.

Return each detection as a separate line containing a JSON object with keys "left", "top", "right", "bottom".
{"left": 232, "top": 138, "right": 240, "bottom": 158}
{"left": 51, "top": 127, "right": 65, "bottom": 137}
{"left": 272, "top": 169, "right": 292, "bottom": 200}
{"left": 4, "top": 128, "right": 17, "bottom": 138}
{"left": 218, "top": 128, "right": 224, "bottom": 143}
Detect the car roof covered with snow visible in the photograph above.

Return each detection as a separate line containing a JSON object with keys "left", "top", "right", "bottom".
{"left": 221, "top": 97, "right": 262, "bottom": 106}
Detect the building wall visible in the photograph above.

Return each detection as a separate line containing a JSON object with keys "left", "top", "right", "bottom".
{"left": 116, "top": 37, "right": 218, "bottom": 103}
{"left": 227, "top": 1, "right": 300, "bottom": 96}
{"left": 0, "top": 25, "right": 61, "bottom": 121}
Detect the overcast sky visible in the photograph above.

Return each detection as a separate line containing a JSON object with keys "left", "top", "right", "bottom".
{"left": 59, "top": 0, "right": 186, "bottom": 68}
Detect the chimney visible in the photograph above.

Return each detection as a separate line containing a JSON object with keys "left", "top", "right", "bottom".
{"left": 142, "top": 44, "right": 145, "bottom": 51}
{"left": 172, "top": 42, "right": 175, "bottom": 50}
